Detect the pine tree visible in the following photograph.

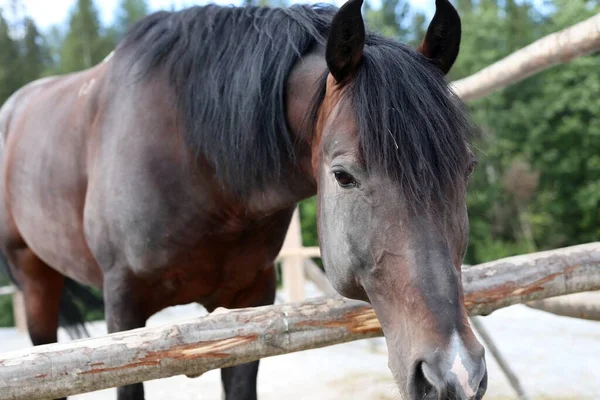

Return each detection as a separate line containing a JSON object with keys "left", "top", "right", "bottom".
{"left": 364, "top": 0, "right": 410, "bottom": 40}
{"left": 408, "top": 12, "right": 427, "bottom": 47}
{"left": 456, "top": 0, "right": 473, "bottom": 13}
{"left": 44, "top": 25, "right": 65, "bottom": 76}
{"left": 59, "top": 0, "right": 114, "bottom": 73}
{"left": 0, "top": 10, "right": 20, "bottom": 104}
{"left": 114, "top": 0, "right": 149, "bottom": 39}
{"left": 20, "top": 18, "right": 47, "bottom": 83}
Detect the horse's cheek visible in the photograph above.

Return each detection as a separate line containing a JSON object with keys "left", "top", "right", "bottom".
{"left": 318, "top": 190, "right": 368, "bottom": 298}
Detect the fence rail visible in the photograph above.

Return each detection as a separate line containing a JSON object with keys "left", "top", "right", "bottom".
{"left": 526, "top": 291, "right": 600, "bottom": 320}
{"left": 451, "top": 13, "right": 600, "bottom": 101}
{"left": 0, "top": 242, "right": 599, "bottom": 400}
{"left": 0, "top": 285, "right": 14, "bottom": 296}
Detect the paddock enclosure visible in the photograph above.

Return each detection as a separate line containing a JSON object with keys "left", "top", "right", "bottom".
{"left": 0, "top": 9, "right": 599, "bottom": 400}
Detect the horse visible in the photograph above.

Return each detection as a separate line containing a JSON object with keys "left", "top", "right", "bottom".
{"left": 0, "top": 0, "right": 487, "bottom": 399}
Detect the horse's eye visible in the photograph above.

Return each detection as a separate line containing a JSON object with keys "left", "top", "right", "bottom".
{"left": 333, "top": 171, "right": 357, "bottom": 188}
{"left": 466, "top": 160, "right": 477, "bottom": 178}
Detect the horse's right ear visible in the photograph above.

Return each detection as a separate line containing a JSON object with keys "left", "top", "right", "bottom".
{"left": 326, "top": 0, "right": 365, "bottom": 85}
{"left": 417, "top": 0, "right": 461, "bottom": 75}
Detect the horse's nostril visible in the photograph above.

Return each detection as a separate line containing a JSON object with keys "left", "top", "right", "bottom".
{"left": 411, "top": 357, "right": 486, "bottom": 400}
{"left": 413, "top": 363, "right": 433, "bottom": 399}
{"left": 412, "top": 361, "right": 443, "bottom": 400}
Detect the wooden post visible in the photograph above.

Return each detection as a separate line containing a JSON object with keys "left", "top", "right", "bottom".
{"left": 304, "top": 259, "right": 335, "bottom": 295}
{"left": 12, "top": 290, "right": 27, "bottom": 333}
{"left": 281, "top": 207, "right": 305, "bottom": 302}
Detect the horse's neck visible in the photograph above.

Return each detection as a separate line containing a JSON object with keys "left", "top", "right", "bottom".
{"left": 244, "top": 174, "right": 316, "bottom": 215}
{"left": 243, "top": 50, "right": 326, "bottom": 215}
{"left": 243, "top": 128, "right": 317, "bottom": 215}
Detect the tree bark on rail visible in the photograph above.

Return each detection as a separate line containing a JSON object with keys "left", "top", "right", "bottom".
{"left": 451, "top": 14, "right": 600, "bottom": 101}
{"left": 526, "top": 291, "right": 600, "bottom": 321}
{"left": 0, "top": 242, "right": 599, "bottom": 400}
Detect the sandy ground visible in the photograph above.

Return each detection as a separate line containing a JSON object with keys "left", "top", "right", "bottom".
{"left": 1, "top": 284, "right": 599, "bottom": 400}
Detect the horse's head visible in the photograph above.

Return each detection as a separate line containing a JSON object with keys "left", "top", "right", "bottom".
{"left": 310, "top": 0, "right": 487, "bottom": 398}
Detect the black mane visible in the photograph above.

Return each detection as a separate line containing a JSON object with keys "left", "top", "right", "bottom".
{"left": 120, "top": 4, "right": 474, "bottom": 209}
{"left": 119, "top": 4, "right": 336, "bottom": 196}
{"left": 349, "top": 35, "right": 475, "bottom": 211}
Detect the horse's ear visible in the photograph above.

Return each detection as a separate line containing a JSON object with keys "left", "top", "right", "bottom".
{"left": 417, "top": 0, "right": 461, "bottom": 75}
{"left": 326, "top": 0, "right": 366, "bottom": 85}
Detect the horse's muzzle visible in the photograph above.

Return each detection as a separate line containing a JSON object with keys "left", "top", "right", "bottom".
{"left": 410, "top": 347, "right": 488, "bottom": 400}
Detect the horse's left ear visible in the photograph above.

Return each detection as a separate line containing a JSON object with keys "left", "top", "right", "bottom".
{"left": 326, "top": 0, "right": 366, "bottom": 85}
{"left": 417, "top": 0, "right": 461, "bottom": 75}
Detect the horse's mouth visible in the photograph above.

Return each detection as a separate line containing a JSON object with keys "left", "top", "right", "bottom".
{"left": 403, "top": 364, "right": 487, "bottom": 400}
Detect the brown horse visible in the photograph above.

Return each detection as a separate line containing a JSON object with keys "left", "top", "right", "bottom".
{"left": 0, "top": 0, "right": 487, "bottom": 399}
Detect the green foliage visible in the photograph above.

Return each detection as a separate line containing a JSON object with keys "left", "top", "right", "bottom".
{"left": 407, "top": 11, "right": 426, "bottom": 47}
{"left": 0, "top": 275, "right": 13, "bottom": 327}
{"left": 364, "top": 0, "right": 410, "bottom": 40}
{"left": 20, "top": 18, "right": 49, "bottom": 83}
{"left": 457, "top": 0, "right": 600, "bottom": 263}
{"left": 43, "top": 26, "right": 66, "bottom": 76}
{"left": 114, "top": 0, "right": 149, "bottom": 39}
{"left": 0, "top": 2, "right": 53, "bottom": 98}
{"left": 0, "top": 10, "right": 20, "bottom": 103}
{"left": 299, "top": 197, "right": 318, "bottom": 247}
{"left": 0, "top": 296, "right": 14, "bottom": 327}
{"left": 59, "top": 0, "right": 115, "bottom": 73}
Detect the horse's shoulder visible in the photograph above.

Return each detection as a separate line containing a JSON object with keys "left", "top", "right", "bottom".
{"left": 0, "top": 76, "right": 61, "bottom": 134}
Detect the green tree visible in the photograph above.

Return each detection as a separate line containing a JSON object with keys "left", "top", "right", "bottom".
{"left": 114, "top": 0, "right": 149, "bottom": 39}
{"left": 364, "top": 0, "right": 410, "bottom": 40}
{"left": 456, "top": 0, "right": 473, "bottom": 13}
{"left": 43, "top": 25, "right": 66, "bottom": 76}
{"left": 516, "top": 0, "right": 600, "bottom": 248}
{"left": 19, "top": 18, "right": 49, "bottom": 83}
{"left": 0, "top": 6, "right": 53, "bottom": 327}
{"left": 451, "top": 0, "right": 600, "bottom": 264}
{"left": 446, "top": 0, "right": 545, "bottom": 263}
{"left": 59, "top": 0, "right": 115, "bottom": 73}
{"left": 0, "top": 9, "right": 19, "bottom": 104}
{"left": 407, "top": 11, "right": 426, "bottom": 47}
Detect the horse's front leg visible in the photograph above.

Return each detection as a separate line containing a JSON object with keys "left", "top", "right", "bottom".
{"left": 5, "top": 247, "right": 67, "bottom": 400}
{"left": 219, "top": 265, "right": 277, "bottom": 400}
{"left": 103, "top": 269, "right": 149, "bottom": 400}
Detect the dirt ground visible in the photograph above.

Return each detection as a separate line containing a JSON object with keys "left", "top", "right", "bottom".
{"left": 2, "top": 286, "right": 599, "bottom": 400}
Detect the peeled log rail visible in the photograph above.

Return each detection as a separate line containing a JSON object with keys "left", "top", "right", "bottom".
{"left": 526, "top": 291, "right": 600, "bottom": 321}
{"left": 0, "top": 286, "right": 15, "bottom": 296}
{"left": 451, "top": 14, "right": 600, "bottom": 101}
{"left": 0, "top": 243, "right": 599, "bottom": 399}
{"left": 462, "top": 242, "right": 600, "bottom": 315}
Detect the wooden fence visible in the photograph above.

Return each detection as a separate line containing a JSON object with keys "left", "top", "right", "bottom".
{"left": 1, "top": 242, "right": 599, "bottom": 400}
{"left": 0, "top": 11, "right": 599, "bottom": 400}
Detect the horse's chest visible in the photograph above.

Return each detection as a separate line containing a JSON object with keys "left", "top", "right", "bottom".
{"left": 117, "top": 207, "right": 295, "bottom": 311}
{"left": 152, "top": 237, "right": 272, "bottom": 308}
